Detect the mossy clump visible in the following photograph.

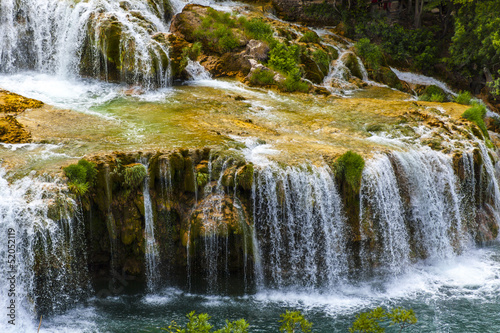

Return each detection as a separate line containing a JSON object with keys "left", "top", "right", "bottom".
{"left": 249, "top": 68, "right": 275, "bottom": 86}
{"left": 123, "top": 164, "right": 147, "bottom": 188}
{"left": 242, "top": 17, "right": 273, "bottom": 41}
{"left": 454, "top": 90, "right": 473, "bottom": 105}
{"left": 333, "top": 151, "right": 365, "bottom": 193}
{"left": 418, "top": 85, "right": 447, "bottom": 102}
{"left": 299, "top": 31, "right": 321, "bottom": 44}
{"left": 237, "top": 164, "right": 254, "bottom": 191}
{"left": 462, "top": 102, "right": 489, "bottom": 139}
{"left": 355, "top": 38, "right": 383, "bottom": 73}
{"left": 193, "top": 8, "right": 241, "bottom": 54}
{"left": 63, "top": 159, "right": 98, "bottom": 195}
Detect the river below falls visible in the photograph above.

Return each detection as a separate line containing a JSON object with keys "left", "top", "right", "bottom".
{"left": 31, "top": 242, "right": 500, "bottom": 332}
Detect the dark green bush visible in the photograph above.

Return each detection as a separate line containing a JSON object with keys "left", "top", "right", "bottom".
{"left": 299, "top": 31, "right": 320, "bottom": 44}
{"left": 268, "top": 42, "right": 300, "bottom": 74}
{"left": 243, "top": 18, "right": 273, "bottom": 41}
{"left": 63, "top": 159, "right": 97, "bottom": 195}
{"left": 249, "top": 68, "right": 275, "bottom": 86}
{"left": 312, "top": 49, "right": 330, "bottom": 70}
{"left": 123, "top": 164, "right": 147, "bottom": 188}
{"left": 333, "top": 151, "right": 365, "bottom": 193}
{"left": 355, "top": 38, "right": 383, "bottom": 72}
{"left": 418, "top": 85, "right": 447, "bottom": 102}
{"left": 462, "top": 102, "right": 489, "bottom": 139}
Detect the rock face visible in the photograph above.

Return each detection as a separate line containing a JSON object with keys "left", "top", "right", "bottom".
{"left": 71, "top": 139, "right": 500, "bottom": 289}
{"left": 0, "top": 89, "right": 43, "bottom": 143}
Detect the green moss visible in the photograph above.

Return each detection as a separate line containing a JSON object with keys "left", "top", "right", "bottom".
{"left": 197, "top": 172, "right": 209, "bottom": 188}
{"left": 123, "top": 164, "right": 147, "bottom": 188}
{"left": 312, "top": 49, "right": 330, "bottom": 73}
{"left": 63, "top": 159, "right": 97, "bottom": 195}
{"left": 462, "top": 102, "right": 489, "bottom": 139}
{"left": 243, "top": 18, "right": 273, "bottom": 41}
{"left": 249, "top": 68, "right": 275, "bottom": 86}
{"left": 299, "top": 31, "right": 321, "bottom": 44}
{"left": 333, "top": 151, "right": 365, "bottom": 193}
{"left": 454, "top": 90, "right": 473, "bottom": 105}
{"left": 237, "top": 164, "right": 254, "bottom": 191}
{"left": 419, "top": 85, "right": 447, "bottom": 102}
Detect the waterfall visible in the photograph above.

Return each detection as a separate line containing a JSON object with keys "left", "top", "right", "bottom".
{"left": 185, "top": 60, "right": 212, "bottom": 81}
{"left": 0, "top": 0, "right": 172, "bottom": 88}
{"left": 199, "top": 158, "right": 231, "bottom": 292}
{"left": 142, "top": 164, "right": 159, "bottom": 292}
{"left": 360, "top": 155, "right": 410, "bottom": 276}
{"left": 253, "top": 164, "right": 347, "bottom": 290}
{"left": 0, "top": 168, "right": 90, "bottom": 332}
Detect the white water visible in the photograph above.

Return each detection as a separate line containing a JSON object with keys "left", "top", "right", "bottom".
{"left": 0, "top": 168, "right": 89, "bottom": 333}
{"left": 253, "top": 164, "right": 347, "bottom": 289}
{"left": 142, "top": 164, "right": 160, "bottom": 292}
{"left": 0, "top": 0, "right": 172, "bottom": 88}
{"left": 391, "top": 67, "right": 456, "bottom": 95}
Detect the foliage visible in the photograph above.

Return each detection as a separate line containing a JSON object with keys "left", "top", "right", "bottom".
{"left": 278, "top": 311, "right": 312, "bottom": 333}
{"left": 249, "top": 68, "right": 275, "bottom": 86}
{"left": 312, "top": 49, "right": 330, "bottom": 71}
{"left": 354, "top": 19, "right": 437, "bottom": 71}
{"left": 242, "top": 18, "right": 273, "bottom": 42}
{"left": 449, "top": 0, "right": 500, "bottom": 96}
{"left": 454, "top": 90, "right": 473, "bottom": 105}
{"left": 123, "top": 164, "right": 147, "bottom": 188}
{"left": 193, "top": 8, "right": 240, "bottom": 53}
{"left": 268, "top": 42, "right": 300, "bottom": 75}
{"left": 355, "top": 38, "right": 383, "bottom": 72}
{"left": 280, "top": 69, "right": 309, "bottom": 93}
{"left": 418, "top": 85, "right": 447, "bottom": 102}
{"left": 462, "top": 102, "right": 489, "bottom": 139}
{"left": 333, "top": 151, "right": 365, "bottom": 193}
{"left": 63, "top": 159, "right": 97, "bottom": 195}
{"left": 299, "top": 31, "right": 320, "bottom": 44}
{"left": 163, "top": 311, "right": 248, "bottom": 333}
{"left": 349, "top": 307, "right": 417, "bottom": 333}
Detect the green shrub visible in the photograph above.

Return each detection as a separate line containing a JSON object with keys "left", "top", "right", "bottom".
{"left": 312, "top": 49, "right": 330, "bottom": 71}
{"left": 454, "top": 90, "right": 473, "bottom": 105}
{"left": 279, "top": 68, "right": 309, "bottom": 93}
{"left": 349, "top": 307, "right": 417, "bottom": 333}
{"left": 418, "top": 85, "right": 447, "bottom": 102}
{"left": 268, "top": 42, "right": 300, "bottom": 74}
{"left": 333, "top": 151, "right": 365, "bottom": 193}
{"left": 462, "top": 102, "right": 489, "bottom": 139}
{"left": 299, "top": 31, "right": 320, "bottom": 44}
{"left": 249, "top": 68, "right": 275, "bottom": 86}
{"left": 243, "top": 18, "right": 273, "bottom": 41}
{"left": 123, "top": 164, "right": 147, "bottom": 188}
{"left": 164, "top": 311, "right": 249, "bottom": 333}
{"left": 355, "top": 38, "right": 383, "bottom": 72}
{"left": 63, "top": 159, "right": 97, "bottom": 195}
{"left": 279, "top": 311, "right": 312, "bottom": 333}
{"left": 193, "top": 9, "right": 240, "bottom": 54}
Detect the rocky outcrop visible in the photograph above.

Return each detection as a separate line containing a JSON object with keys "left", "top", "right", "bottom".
{"left": 0, "top": 89, "right": 43, "bottom": 143}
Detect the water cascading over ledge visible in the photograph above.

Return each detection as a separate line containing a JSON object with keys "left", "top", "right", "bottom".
{"left": 75, "top": 146, "right": 500, "bottom": 292}
{"left": 0, "top": 0, "right": 173, "bottom": 88}
{"left": 3, "top": 144, "right": 500, "bottom": 329}
{"left": 0, "top": 168, "right": 90, "bottom": 331}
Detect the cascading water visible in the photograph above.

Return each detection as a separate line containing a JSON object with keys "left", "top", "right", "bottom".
{"left": 142, "top": 163, "right": 159, "bottom": 292}
{"left": 253, "top": 164, "right": 348, "bottom": 290}
{"left": 0, "top": 0, "right": 172, "bottom": 88}
{"left": 0, "top": 168, "right": 90, "bottom": 333}
{"left": 360, "top": 154, "right": 410, "bottom": 276}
